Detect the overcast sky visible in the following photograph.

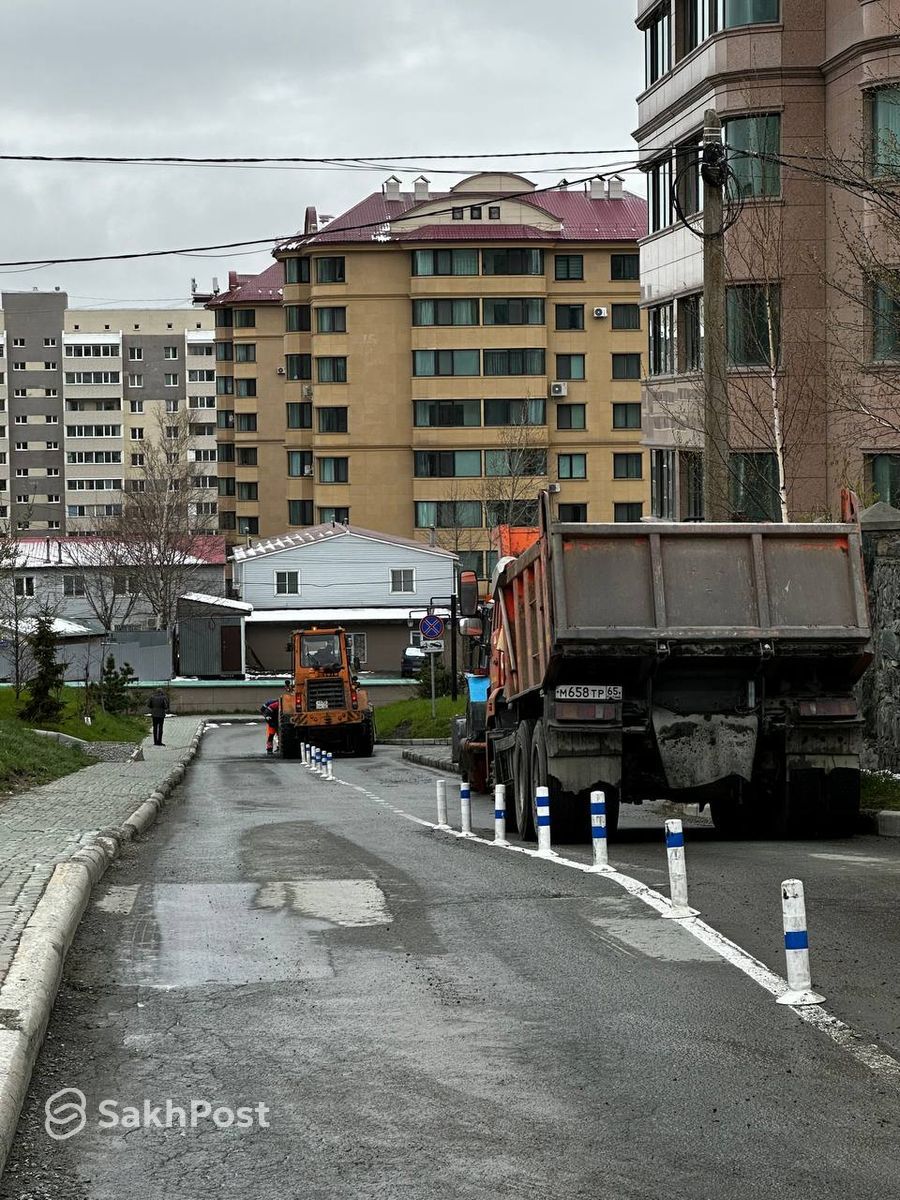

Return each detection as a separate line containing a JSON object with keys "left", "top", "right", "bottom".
{"left": 0, "top": 0, "right": 643, "bottom": 307}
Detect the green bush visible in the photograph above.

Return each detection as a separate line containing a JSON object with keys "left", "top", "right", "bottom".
{"left": 20, "top": 615, "right": 66, "bottom": 725}
{"left": 415, "top": 656, "right": 463, "bottom": 700}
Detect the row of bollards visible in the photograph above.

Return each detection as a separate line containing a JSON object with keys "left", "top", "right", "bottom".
{"left": 301, "top": 742, "right": 333, "bottom": 781}
{"left": 435, "top": 779, "right": 824, "bottom": 1007}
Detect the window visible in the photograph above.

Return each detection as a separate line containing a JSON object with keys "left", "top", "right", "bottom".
{"left": 285, "top": 256, "right": 310, "bottom": 284}
{"left": 675, "top": 135, "right": 703, "bottom": 216}
{"left": 682, "top": 0, "right": 711, "bottom": 52}
{"left": 681, "top": 450, "right": 705, "bottom": 520}
{"left": 236, "top": 379, "right": 257, "bottom": 398}
{"left": 486, "top": 499, "right": 538, "bottom": 526}
{"left": 318, "top": 456, "right": 348, "bottom": 483}
{"left": 12, "top": 362, "right": 25, "bottom": 371}
{"left": 649, "top": 155, "right": 674, "bottom": 233}
{"left": 188, "top": 343, "right": 214, "bottom": 356}
{"left": 413, "top": 349, "right": 480, "bottom": 377}
{"left": 217, "top": 378, "right": 234, "bottom": 399}
{"left": 484, "top": 398, "right": 545, "bottom": 426}
{"left": 558, "top": 453, "right": 587, "bottom": 480}
{"left": 412, "top": 248, "right": 478, "bottom": 276}
{"left": 14, "top": 415, "right": 28, "bottom": 425}
{"left": 63, "top": 574, "right": 86, "bottom": 597}
{"left": 235, "top": 343, "right": 256, "bottom": 363}
{"left": 218, "top": 444, "right": 235, "bottom": 462}
{"left": 615, "top": 502, "right": 644, "bottom": 522}
{"left": 316, "top": 306, "right": 347, "bottom": 333}
{"left": 611, "top": 253, "right": 639, "bottom": 281}
{"left": 873, "top": 278, "right": 900, "bottom": 359}
{"left": 414, "top": 399, "right": 481, "bottom": 427}
{"left": 317, "top": 406, "right": 348, "bottom": 433}
{"left": 315, "top": 257, "right": 345, "bottom": 283}
{"left": 488, "top": 206, "right": 501, "bottom": 220}
{"left": 188, "top": 369, "right": 215, "bottom": 383}
{"left": 718, "top": 0, "right": 779, "bottom": 30}
{"left": 236, "top": 413, "right": 257, "bottom": 432}
{"left": 164, "top": 345, "right": 178, "bottom": 359}
{"left": 482, "top": 298, "right": 544, "bottom": 325}
{"left": 237, "top": 516, "right": 259, "bottom": 535}
{"left": 288, "top": 499, "right": 314, "bottom": 526}
{"left": 390, "top": 568, "right": 415, "bottom": 594}
{"left": 644, "top": 4, "right": 671, "bottom": 86}
{"left": 215, "top": 309, "right": 233, "bottom": 328}
{"left": 317, "top": 356, "right": 347, "bottom": 383}
{"left": 12, "top": 338, "right": 24, "bottom": 347}
{"left": 285, "top": 305, "right": 311, "bottom": 333}
{"left": 130, "top": 427, "right": 144, "bottom": 440}
{"left": 415, "top": 450, "right": 481, "bottom": 478}
{"left": 558, "top": 503, "right": 588, "bottom": 522}
{"left": 234, "top": 309, "right": 256, "bottom": 328}
{"left": 452, "top": 207, "right": 464, "bottom": 220}
{"left": 218, "top": 477, "right": 235, "bottom": 496}
{"left": 15, "top": 467, "right": 29, "bottom": 476}
{"left": 131, "top": 453, "right": 145, "bottom": 467}
{"left": 14, "top": 442, "right": 27, "bottom": 451}
{"left": 191, "top": 448, "right": 217, "bottom": 463}
{"left": 287, "top": 450, "right": 313, "bottom": 477}
{"left": 189, "top": 395, "right": 216, "bottom": 409}
{"left": 555, "top": 304, "right": 585, "bottom": 331}
{"left": 612, "top": 402, "right": 641, "bottom": 430}
{"left": 217, "top": 410, "right": 234, "bottom": 429}
{"left": 15, "top": 576, "right": 35, "bottom": 597}
{"left": 611, "top": 304, "right": 640, "bottom": 331}
{"left": 868, "top": 454, "right": 900, "bottom": 507}
{"left": 614, "top": 452, "right": 643, "bottom": 479}
{"left": 483, "top": 349, "right": 545, "bottom": 376}
{"left": 237, "top": 482, "right": 258, "bottom": 501}
{"left": 128, "top": 373, "right": 143, "bottom": 388}
{"left": 64, "top": 371, "right": 120, "bottom": 384}
{"left": 557, "top": 403, "right": 586, "bottom": 430}
{"left": 286, "top": 401, "right": 312, "bottom": 428}
{"left": 484, "top": 449, "right": 547, "bottom": 477}
{"left": 318, "top": 506, "right": 350, "bottom": 523}
{"left": 414, "top": 500, "right": 482, "bottom": 528}
{"left": 726, "top": 284, "right": 780, "bottom": 366}
{"left": 730, "top": 451, "right": 779, "bottom": 520}
{"left": 286, "top": 353, "right": 312, "bottom": 381}
{"left": 412, "top": 299, "right": 479, "bottom": 326}
{"left": 164, "top": 373, "right": 179, "bottom": 387}
{"left": 275, "top": 570, "right": 300, "bottom": 595}
{"left": 64, "top": 344, "right": 118, "bottom": 358}
{"left": 166, "top": 399, "right": 179, "bottom": 413}
{"left": 554, "top": 254, "right": 583, "bottom": 281}
{"left": 652, "top": 448, "right": 676, "bottom": 519}
{"left": 219, "top": 512, "right": 237, "bottom": 531}
{"left": 216, "top": 342, "right": 233, "bottom": 361}
{"left": 482, "top": 248, "right": 543, "bottom": 275}
{"left": 470, "top": 206, "right": 482, "bottom": 220}
{"left": 725, "top": 114, "right": 781, "bottom": 197}
{"left": 555, "top": 354, "right": 585, "bottom": 381}
{"left": 347, "top": 632, "right": 368, "bottom": 665}
{"left": 680, "top": 294, "right": 704, "bottom": 371}
{"left": 128, "top": 346, "right": 143, "bottom": 361}
{"left": 648, "top": 303, "right": 674, "bottom": 375}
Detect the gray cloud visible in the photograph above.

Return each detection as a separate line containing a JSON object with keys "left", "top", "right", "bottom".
{"left": 0, "top": 0, "right": 643, "bottom": 303}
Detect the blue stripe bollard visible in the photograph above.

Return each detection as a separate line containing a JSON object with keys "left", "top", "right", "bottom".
{"left": 535, "top": 786, "right": 556, "bottom": 857}
{"left": 590, "top": 790, "right": 610, "bottom": 871}
{"left": 662, "top": 818, "right": 698, "bottom": 918}
{"left": 494, "top": 784, "right": 508, "bottom": 846}
{"left": 460, "top": 781, "right": 473, "bottom": 837}
{"left": 777, "top": 878, "right": 825, "bottom": 1006}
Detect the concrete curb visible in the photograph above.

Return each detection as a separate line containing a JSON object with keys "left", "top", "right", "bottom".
{"left": 875, "top": 809, "right": 900, "bottom": 837}
{"left": 0, "top": 719, "right": 207, "bottom": 1180}
{"left": 381, "top": 738, "right": 452, "bottom": 747}
{"left": 401, "top": 749, "right": 456, "bottom": 774}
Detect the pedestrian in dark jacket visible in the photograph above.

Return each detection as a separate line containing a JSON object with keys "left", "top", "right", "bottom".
{"left": 148, "top": 689, "right": 168, "bottom": 746}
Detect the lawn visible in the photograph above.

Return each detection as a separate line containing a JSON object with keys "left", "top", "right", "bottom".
{"left": 861, "top": 770, "right": 900, "bottom": 812}
{"left": 0, "top": 687, "right": 149, "bottom": 743}
{"left": 0, "top": 720, "right": 94, "bottom": 794}
{"left": 375, "top": 695, "right": 465, "bottom": 741}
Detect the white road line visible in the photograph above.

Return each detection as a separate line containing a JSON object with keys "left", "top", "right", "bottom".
{"left": 333, "top": 773, "right": 900, "bottom": 1083}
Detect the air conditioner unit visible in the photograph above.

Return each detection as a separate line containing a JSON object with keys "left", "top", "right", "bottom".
{"left": 302, "top": 466, "right": 313, "bottom": 476}
{"left": 593, "top": 306, "right": 608, "bottom": 319}
{"left": 549, "top": 381, "right": 568, "bottom": 399}
{"left": 276, "top": 366, "right": 285, "bottom": 375}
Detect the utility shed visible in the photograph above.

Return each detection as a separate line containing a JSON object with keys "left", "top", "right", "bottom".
{"left": 176, "top": 594, "right": 253, "bottom": 679}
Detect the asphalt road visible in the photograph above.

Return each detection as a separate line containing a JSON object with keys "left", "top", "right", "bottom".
{"left": 2, "top": 727, "right": 898, "bottom": 1199}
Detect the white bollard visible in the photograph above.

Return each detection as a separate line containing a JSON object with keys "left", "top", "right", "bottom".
{"left": 494, "top": 784, "right": 508, "bottom": 846}
{"left": 590, "top": 790, "right": 610, "bottom": 872}
{"left": 777, "top": 879, "right": 825, "bottom": 1006}
{"left": 535, "top": 786, "right": 556, "bottom": 858}
{"left": 326, "top": 752, "right": 333, "bottom": 781}
{"left": 302, "top": 743, "right": 309, "bottom": 767}
{"left": 313, "top": 747, "right": 321, "bottom": 775}
{"left": 436, "top": 779, "right": 449, "bottom": 829}
{"left": 460, "top": 781, "right": 473, "bottom": 837}
{"left": 662, "top": 818, "right": 698, "bottom": 918}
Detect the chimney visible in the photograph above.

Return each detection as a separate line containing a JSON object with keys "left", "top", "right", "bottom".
{"left": 383, "top": 176, "right": 402, "bottom": 202}
{"left": 228, "top": 270, "right": 239, "bottom": 289}
{"left": 589, "top": 177, "right": 607, "bottom": 201}
{"left": 413, "top": 175, "right": 430, "bottom": 201}
{"left": 304, "top": 205, "right": 319, "bottom": 234}
{"left": 608, "top": 175, "right": 624, "bottom": 200}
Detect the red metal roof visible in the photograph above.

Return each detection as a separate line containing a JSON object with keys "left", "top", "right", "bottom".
{"left": 395, "top": 223, "right": 556, "bottom": 242}
{"left": 207, "top": 261, "right": 284, "bottom": 307}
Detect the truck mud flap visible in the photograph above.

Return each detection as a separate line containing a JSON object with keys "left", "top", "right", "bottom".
{"left": 652, "top": 708, "right": 757, "bottom": 790}
{"left": 545, "top": 725, "right": 622, "bottom": 793}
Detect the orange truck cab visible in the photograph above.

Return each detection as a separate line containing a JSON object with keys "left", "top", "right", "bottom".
{"left": 279, "top": 626, "right": 375, "bottom": 758}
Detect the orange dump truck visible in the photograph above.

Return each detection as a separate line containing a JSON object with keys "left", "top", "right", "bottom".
{"left": 279, "top": 627, "right": 375, "bottom": 758}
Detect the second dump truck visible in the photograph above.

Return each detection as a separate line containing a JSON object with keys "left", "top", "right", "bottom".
{"left": 279, "top": 626, "right": 375, "bottom": 758}
{"left": 460, "top": 494, "right": 872, "bottom": 838}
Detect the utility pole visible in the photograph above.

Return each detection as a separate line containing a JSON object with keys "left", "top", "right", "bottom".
{"left": 701, "top": 109, "right": 730, "bottom": 521}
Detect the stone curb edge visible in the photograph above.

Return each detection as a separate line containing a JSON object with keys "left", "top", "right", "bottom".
{"left": 401, "top": 749, "right": 457, "bottom": 774}
{"left": 0, "top": 719, "right": 207, "bottom": 1180}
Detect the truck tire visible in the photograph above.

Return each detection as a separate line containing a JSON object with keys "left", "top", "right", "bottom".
{"left": 512, "top": 721, "right": 535, "bottom": 840}
{"left": 531, "top": 722, "right": 579, "bottom": 842}
{"left": 279, "top": 723, "right": 300, "bottom": 760}
{"left": 355, "top": 715, "right": 376, "bottom": 758}
{"left": 824, "top": 768, "right": 860, "bottom": 837}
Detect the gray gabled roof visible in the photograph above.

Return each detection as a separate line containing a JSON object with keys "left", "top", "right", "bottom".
{"left": 230, "top": 524, "right": 457, "bottom": 563}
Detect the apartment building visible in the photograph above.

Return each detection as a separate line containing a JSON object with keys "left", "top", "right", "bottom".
{"left": 0, "top": 292, "right": 215, "bottom": 534}
{"left": 635, "top": 0, "right": 900, "bottom": 521}
{"left": 211, "top": 172, "right": 647, "bottom": 577}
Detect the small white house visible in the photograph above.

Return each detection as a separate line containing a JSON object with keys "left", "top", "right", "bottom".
{"left": 231, "top": 525, "right": 457, "bottom": 675}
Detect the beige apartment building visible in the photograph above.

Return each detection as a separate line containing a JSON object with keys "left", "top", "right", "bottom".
{"left": 211, "top": 172, "right": 648, "bottom": 578}
{"left": 635, "top": 0, "right": 900, "bottom": 521}
{"left": 0, "top": 293, "right": 215, "bottom": 534}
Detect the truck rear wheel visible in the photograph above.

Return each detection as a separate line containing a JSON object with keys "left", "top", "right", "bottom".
{"left": 824, "top": 768, "right": 860, "bottom": 837}
{"left": 531, "top": 723, "right": 578, "bottom": 841}
{"left": 279, "top": 722, "right": 300, "bottom": 760}
{"left": 354, "top": 715, "right": 375, "bottom": 757}
{"left": 513, "top": 721, "right": 535, "bottom": 840}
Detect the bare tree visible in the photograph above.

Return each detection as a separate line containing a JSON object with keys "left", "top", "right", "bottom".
{"left": 0, "top": 507, "right": 36, "bottom": 696}
{"left": 59, "top": 539, "right": 140, "bottom": 633}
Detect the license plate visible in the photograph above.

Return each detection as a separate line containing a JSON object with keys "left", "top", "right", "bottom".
{"left": 315, "top": 700, "right": 329, "bottom": 710}
{"left": 555, "top": 685, "right": 622, "bottom": 701}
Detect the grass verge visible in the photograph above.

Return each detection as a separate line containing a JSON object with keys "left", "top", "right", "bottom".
{"left": 375, "top": 695, "right": 465, "bottom": 741}
{"left": 0, "top": 721, "right": 94, "bottom": 794}
{"left": 861, "top": 770, "right": 900, "bottom": 812}
{"left": 0, "top": 687, "right": 149, "bottom": 743}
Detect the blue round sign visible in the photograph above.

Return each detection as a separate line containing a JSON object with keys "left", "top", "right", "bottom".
{"left": 420, "top": 614, "right": 445, "bottom": 640}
